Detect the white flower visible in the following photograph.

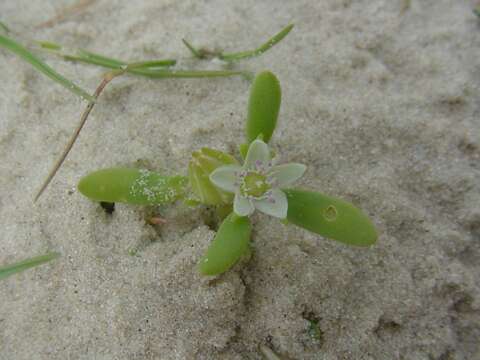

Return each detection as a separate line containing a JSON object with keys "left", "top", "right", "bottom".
{"left": 209, "top": 140, "right": 306, "bottom": 218}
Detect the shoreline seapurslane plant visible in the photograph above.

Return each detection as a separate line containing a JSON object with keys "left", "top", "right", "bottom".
{"left": 78, "top": 70, "right": 378, "bottom": 276}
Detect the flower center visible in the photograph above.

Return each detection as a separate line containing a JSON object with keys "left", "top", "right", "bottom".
{"left": 240, "top": 172, "right": 271, "bottom": 198}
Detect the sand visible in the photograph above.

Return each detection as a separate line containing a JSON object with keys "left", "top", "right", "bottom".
{"left": 1, "top": 0, "right": 479, "bottom": 359}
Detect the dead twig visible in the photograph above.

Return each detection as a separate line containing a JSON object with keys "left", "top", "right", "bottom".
{"left": 34, "top": 70, "right": 122, "bottom": 202}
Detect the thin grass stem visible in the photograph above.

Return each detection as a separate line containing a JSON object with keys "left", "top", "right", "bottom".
{"left": 182, "top": 38, "right": 204, "bottom": 59}
{"left": 127, "top": 69, "right": 247, "bottom": 78}
{"left": 0, "top": 21, "right": 10, "bottom": 34}
{"left": 34, "top": 72, "right": 118, "bottom": 202}
{"left": 219, "top": 24, "right": 294, "bottom": 61}
{"left": 39, "top": 45, "right": 177, "bottom": 71}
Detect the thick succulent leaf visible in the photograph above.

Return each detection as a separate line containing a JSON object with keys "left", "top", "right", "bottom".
{"left": 188, "top": 162, "right": 228, "bottom": 205}
{"left": 246, "top": 71, "right": 281, "bottom": 143}
{"left": 78, "top": 168, "right": 187, "bottom": 205}
{"left": 284, "top": 189, "right": 377, "bottom": 246}
{"left": 199, "top": 213, "right": 252, "bottom": 275}
{"left": 188, "top": 148, "right": 238, "bottom": 205}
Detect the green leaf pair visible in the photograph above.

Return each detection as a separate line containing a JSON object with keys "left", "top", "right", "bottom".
{"left": 197, "top": 187, "right": 377, "bottom": 275}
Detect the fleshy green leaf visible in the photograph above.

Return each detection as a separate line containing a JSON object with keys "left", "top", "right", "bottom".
{"left": 246, "top": 71, "right": 281, "bottom": 144}
{"left": 188, "top": 148, "right": 238, "bottom": 205}
{"left": 78, "top": 168, "right": 187, "bottom": 205}
{"left": 199, "top": 213, "right": 252, "bottom": 275}
{"left": 0, "top": 252, "right": 60, "bottom": 281}
{"left": 284, "top": 189, "right": 377, "bottom": 246}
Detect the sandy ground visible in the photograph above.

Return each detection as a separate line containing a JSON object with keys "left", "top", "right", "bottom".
{"left": 1, "top": 0, "right": 479, "bottom": 359}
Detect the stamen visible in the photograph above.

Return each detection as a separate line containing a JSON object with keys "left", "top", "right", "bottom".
{"left": 240, "top": 171, "right": 271, "bottom": 198}
{"left": 267, "top": 176, "right": 278, "bottom": 186}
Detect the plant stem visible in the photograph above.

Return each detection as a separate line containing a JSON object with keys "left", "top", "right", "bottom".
{"left": 181, "top": 38, "right": 204, "bottom": 59}
{"left": 219, "top": 24, "right": 294, "bottom": 61}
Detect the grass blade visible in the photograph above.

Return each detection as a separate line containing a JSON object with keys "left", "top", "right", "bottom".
{"left": 0, "top": 21, "right": 10, "bottom": 34}
{"left": 220, "top": 24, "right": 294, "bottom": 61}
{"left": 0, "top": 252, "right": 60, "bottom": 281}
{"left": 43, "top": 46, "right": 243, "bottom": 78}
{"left": 182, "top": 38, "right": 205, "bottom": 59}
{"left": 76, "top": 49, "right": 177, "bottom": 69}
{"left": 0, "top": 33, "right": 94, "bottom": 101}
{"left": 59, "top": 53, "right": 247, "bottom": 77}
{"left": 38, "top": 43, "right": 177, "bottom": 71}
{"left": 127, "top": 69, "right": 247, "bottom": 78}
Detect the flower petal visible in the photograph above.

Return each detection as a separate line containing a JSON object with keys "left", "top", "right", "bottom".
{"left": 253, "top": 189, "right": 288, "bottom": 219}
{"left": 269, "top": 163, "right": 306, "bottom": 187}
{"left": 244, "top": 139, "right": 270, "bottom": 170}
{"left": 209, "top": 165, "right": 242, "bottom": 193}
{"left": 234, "top": 193, "right": 255, "bottom": 216}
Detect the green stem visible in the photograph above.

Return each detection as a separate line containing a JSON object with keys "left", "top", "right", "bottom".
{"left": 128, "top": 69, "right": 247, "bottom": 78}
{"left": 182, "top": 38, "right": 204, "bottom": 59}
{"left": 39, "top": 43, "right": 246, "bottom": 79}
{"left": 39, "top": 44, "right": 177, "bottom": 71}
{"left": 219, "top": 24, "right": 294, "bottom": 61}
{"left": 0, "top": 21, "right": 10, "bottom": 34}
